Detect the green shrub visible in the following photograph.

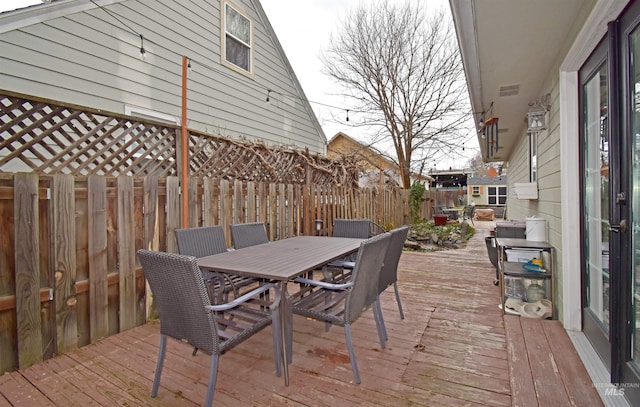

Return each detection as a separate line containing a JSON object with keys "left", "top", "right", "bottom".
{"left": 409, "top": 181, "right": 426, "bottom": 222}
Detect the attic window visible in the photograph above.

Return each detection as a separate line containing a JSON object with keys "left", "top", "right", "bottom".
{"left": 222, "top": 1, "right": 253, "bottom": 76}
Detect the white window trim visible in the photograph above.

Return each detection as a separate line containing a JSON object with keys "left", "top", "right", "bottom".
{"left": 221, "top": 0, "right": 254, "bottom": 78}
{"left": 487, "top": 186, "right": 507, "bottom": 205}
{"left": 529, "top": 131, "right": 538, "bottom": 182}
{"left": 559, "top": 0, "right": 629, "bottom": 331}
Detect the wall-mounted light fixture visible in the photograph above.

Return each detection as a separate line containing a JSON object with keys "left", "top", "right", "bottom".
{"left": 315, "top": 219, "right": 323, "bottom": 236}
{"left": 527, "top": 94, "right": 550, "bottom": 133}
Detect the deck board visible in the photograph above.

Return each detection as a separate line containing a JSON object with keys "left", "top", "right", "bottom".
{"left": 0, "top": 221, "right": 606, "bottom": 406}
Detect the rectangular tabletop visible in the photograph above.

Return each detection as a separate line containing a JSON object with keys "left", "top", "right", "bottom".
{"left": 197, "top": 236, "right": 364, "bottom": 280}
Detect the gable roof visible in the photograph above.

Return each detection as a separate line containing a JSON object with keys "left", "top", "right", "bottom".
{"left": 327, "top": 132, "right": 397, "bottom": 170}
{"left": 467, "top": 176, "right": 508, "bottom": 185}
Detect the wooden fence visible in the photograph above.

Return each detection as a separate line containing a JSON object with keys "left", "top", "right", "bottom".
{"left": 0, "top": 90, "right": 448, "bottom": 373}
{"left": 0, "top": 172, "right": 412, "bottom": 374}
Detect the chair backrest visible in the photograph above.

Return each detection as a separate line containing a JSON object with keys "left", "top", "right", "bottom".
{"left": 175, "top": 226, "right": 228, "bottom": 258}
{"left": 230, "top": 222, "right": 269, "bottom": 249}
{"left": 344, "top": 233, "right": 392, "bottom": 324}
{"left": 333, "top": 219, "right": 371, "bottom": 239}
{"left": 378, "top": 226, "right": 409, "bottom": 293}
{"left": 464, "top": 205, "right": 475, "bottom": 219}
{"left": 137, "top": 250, "right": 218, "bottom": 354}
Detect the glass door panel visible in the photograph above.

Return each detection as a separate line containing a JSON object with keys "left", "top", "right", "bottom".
{"left": 629, "top": 22, "right": 640, "bottom": 378}
{"left": 583, "top": 64, "right": 610, "bottom": 331}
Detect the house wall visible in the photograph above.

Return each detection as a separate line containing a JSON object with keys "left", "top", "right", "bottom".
{"left": 0, "top": 0, "right": 326, "bottom": 153}
{"left": 506, "top": 79, "right": 565, "bottom": 319}
{"left": 503, "top": 3, "right": 595, "bottom": 323}
{"left": 467, "top": 184, "right": 507, "bottom": 206}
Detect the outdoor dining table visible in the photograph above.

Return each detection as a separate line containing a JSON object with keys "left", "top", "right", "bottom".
{"left": 197, "top": 235, "right": 364, "bottom": 386}
{"left": 442, "top": 207, "right": 463, "bottom": 220}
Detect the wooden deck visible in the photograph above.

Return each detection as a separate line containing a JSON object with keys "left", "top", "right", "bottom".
{"left": 0, "top": 222, "right": 603, "bottom": 406}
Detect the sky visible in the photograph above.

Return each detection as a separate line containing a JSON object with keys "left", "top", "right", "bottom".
{"left": 0, "top": 0, "right": 477, "bottom": 169}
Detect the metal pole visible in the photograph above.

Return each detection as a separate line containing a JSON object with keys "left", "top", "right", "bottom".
{"left": 181, "top": 56, "right": 188, "bottom": 228}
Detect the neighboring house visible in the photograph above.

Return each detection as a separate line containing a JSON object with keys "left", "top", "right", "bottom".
{"left": 429, "top": 168, "right": 473, "bottom": 189}
{"left": 467, "top": 175, "right": 508, "bottom": 207}
{"left": 451, "top": 0, "right": 639, "bottom": 403}
{"left": 0, "top": 0, "right": 326, "bottom": 153}
{"left": 428, "top": 167, "right": 473, "bottom": 207}
{"left": 327, "top": 132, "right": 432, "bottom": 187}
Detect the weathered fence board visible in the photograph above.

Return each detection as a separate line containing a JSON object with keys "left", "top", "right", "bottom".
{"left": 88, "top": 175, "right": 108, "bottom": 343}
{"left": 165, "top": 177, "right": 180, "bottom": 253}
{"left": 52, "top": 174, "right": 77, "bottom": 354}
{"left": 187, "top": 176, "right": 198, "bottom": 228}
{"left": 14, "top": 172, "right": 42, "bottom": 368}
{"left": 0, "top": 176, "right": 17, "bottom": 373}
{"left": 219, "top": 179, "right": 231, "bottom": 246}
{"left": 117, "top": 176, "right": 136, "bottom": 331}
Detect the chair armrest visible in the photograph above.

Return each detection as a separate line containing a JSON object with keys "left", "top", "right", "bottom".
{"left": 205, "top": 282, "right": 280, "bottom": 311}
{"left": 293, "top": 277, "right": 353, "bottom": 290}
{"left": 327, "top": 260, "right": 355, "bottom": 269}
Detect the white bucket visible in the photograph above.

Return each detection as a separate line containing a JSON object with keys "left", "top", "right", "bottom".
{"left": 525, "top": 216, "right": 547, "bottom": 242}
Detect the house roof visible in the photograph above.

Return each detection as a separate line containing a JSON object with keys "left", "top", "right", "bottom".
{"left": 449, "top": 0, "right": 603, "bottom": 162}
{"left": 327, "top": 132, "right": 433, "bottom": 181}
{"left": 467, "top": 176, "right": 508, "bottom": 185}
{"left": 0, "top": 0, "right": 123, "bottom": 33}
{"left": 327, "top": 132, "right": 397, "bottom": 169}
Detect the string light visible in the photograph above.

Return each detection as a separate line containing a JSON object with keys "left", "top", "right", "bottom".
{"left": 187, "top": 58, "right": 192, "bottom": 71}
{"left": 266, "top": 89, "right": 271, "bottom": 103}
{"left": 346, "top": 109, "right": 350, "bottom": 122}
{"left": 139, "top": 34, "right": 146, "bottom": 59}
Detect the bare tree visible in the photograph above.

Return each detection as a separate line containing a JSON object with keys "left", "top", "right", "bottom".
{"left": 322, "top": 0, "right": 472, "bottom": 188}
{"left": 466, "top": 151, "right": 503, "bottom": 177}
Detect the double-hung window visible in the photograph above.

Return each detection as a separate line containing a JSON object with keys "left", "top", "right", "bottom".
{"left": 530, "top": 131, "right": 538, "bottom": 182}
{"left": 488, "top": 186, "right": 507, "bottom": 205}
{"left": 222, "top": 1, "right": 253, "bottom": 75}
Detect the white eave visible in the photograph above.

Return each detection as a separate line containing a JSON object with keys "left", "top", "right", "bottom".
{"left": 449, "top": 0, "right": 596, "bottom": 162}
{"left": 0, "top": 0, "right": 122, "bottom": 34}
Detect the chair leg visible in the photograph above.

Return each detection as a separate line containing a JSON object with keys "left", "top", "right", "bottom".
{"left": 151, "top": 334, "right": 167, "bottom": 397}
{"left": 271, "top": 307, "right": 283, "bottom": 377}
{"left": 344, "top": 324, "right": 361, "bottom": 384}
{"left": 372, "top": 298, "right": 387, "bottom": 346}
{"left": 204, "top": 354, "right": 219, "bottom": 407}
{"left": 393, "top": 282, "right": 405, "bottom": 320}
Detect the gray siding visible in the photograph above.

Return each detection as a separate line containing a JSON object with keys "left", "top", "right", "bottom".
{"left": 0, "top": 0, "right": 326, "bottom": 153}
{"left": 504, "top": 67, "right": 566, "bottom": 320}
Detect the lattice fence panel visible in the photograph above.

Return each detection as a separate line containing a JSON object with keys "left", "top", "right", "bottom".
{"left": 189, "top": 132, "right": 358, "bottom": 186}
{"left": 1, "top": 93, "right": 177, "bottom": 177}
{"left": 1, "top": 91, "right": 358, "bottom": 185}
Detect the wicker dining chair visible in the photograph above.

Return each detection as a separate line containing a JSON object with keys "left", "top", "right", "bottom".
{"left": 463, "top": 205, "right": 476, "bottom": 225}
{"left": 175, "top": 226, "right": 258, "bottom": 302}
{"left": 230, "top": 222, "right": 269, "bottom": 249}
{"left": 325, "top": 219, "right": 387, "bottom": 278}
{"left": 332, "top": 218, "right": 371, "bottom": 238}
{"left": 287, "top": 232, "right": 392, "bottom": 384}
{"left": 137, "top": 249, "right": 282, "bottom": 407}
{"left": 373, "top": 225, "right": 409, "bottom": 342}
